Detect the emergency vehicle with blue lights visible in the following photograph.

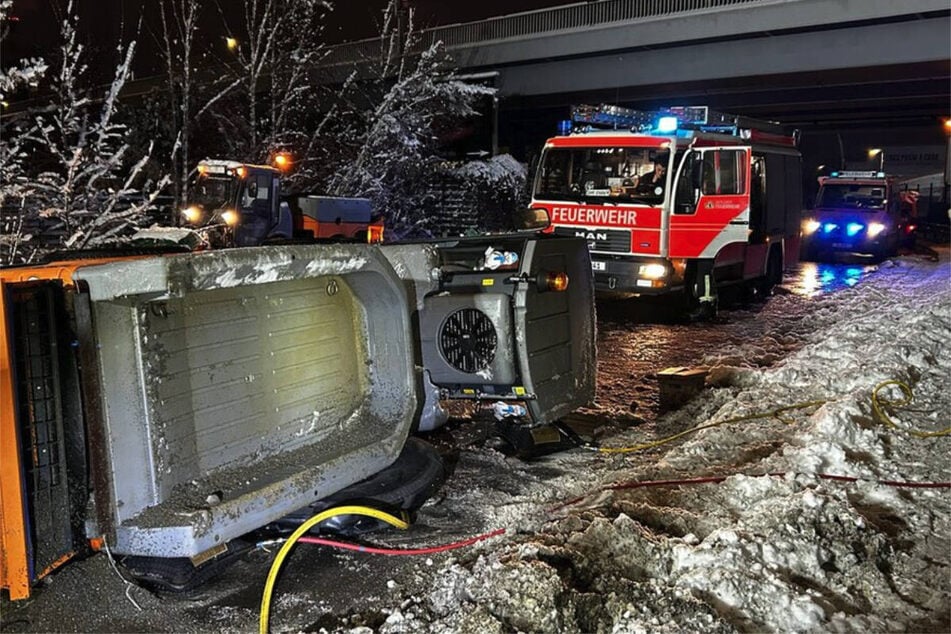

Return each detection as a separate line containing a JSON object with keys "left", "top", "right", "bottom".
{"left": 800, "top": 170, "right": 915, "bottom": 260}
{"left": 530, "top": 104, "right": 803, "bottom": 314}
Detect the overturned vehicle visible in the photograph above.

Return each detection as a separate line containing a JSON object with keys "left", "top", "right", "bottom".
{"left": 0, "top": 233, "right": 595, "bottom": 599}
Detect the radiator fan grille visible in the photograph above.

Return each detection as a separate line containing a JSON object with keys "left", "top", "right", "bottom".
{"left": 439, "top": 308, "right": 497, "bottom": 374}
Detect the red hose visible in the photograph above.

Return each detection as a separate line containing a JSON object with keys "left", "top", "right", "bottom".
{"left": 297, "top": 528, "right": 506, "bottom": 556}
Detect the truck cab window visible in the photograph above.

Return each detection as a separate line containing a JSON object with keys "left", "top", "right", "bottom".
{"left": 700, "top": 149, "right": 747, "bottom": 196}
{"left": 673, "top": 152, "right": 700, "bottom": 214}
{"left": 241, "top": 174, "right": 271, "bottom": 211}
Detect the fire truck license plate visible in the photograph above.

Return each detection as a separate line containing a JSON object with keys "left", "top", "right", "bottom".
{"left": 591, "top": 261, "right": 606, "bottom": 271}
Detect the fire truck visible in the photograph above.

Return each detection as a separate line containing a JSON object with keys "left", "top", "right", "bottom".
{"left": 531, "top": 104, "right": 803, "bottom": 316}
{"left": 180, "top": 159, "right": 384, "bottom": 247}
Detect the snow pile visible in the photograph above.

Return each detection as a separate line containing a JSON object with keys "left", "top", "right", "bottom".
{"left": 377, "top": 257, "right": 950, "bottom": 633}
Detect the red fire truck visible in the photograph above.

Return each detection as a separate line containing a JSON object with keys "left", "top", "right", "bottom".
{"left": 531, "top": 104, "right": 803, "bottom": 316}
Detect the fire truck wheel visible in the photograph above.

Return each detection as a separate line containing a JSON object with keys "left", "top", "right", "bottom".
{"left": 757, "top": 249, "right": 783, "bottom": 297}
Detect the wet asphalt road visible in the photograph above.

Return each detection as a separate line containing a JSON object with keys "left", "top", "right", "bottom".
{"left": 588, "top": 255, "right": 884, "bottom": 428}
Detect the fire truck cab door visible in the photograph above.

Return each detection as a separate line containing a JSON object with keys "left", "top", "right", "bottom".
{"left": 669, "top": 146, "right": 750, "bottom": 259}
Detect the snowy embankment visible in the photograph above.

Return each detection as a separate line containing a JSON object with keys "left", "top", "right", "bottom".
{"left": 375, "top": 258, "right": 951, "bottom": 634}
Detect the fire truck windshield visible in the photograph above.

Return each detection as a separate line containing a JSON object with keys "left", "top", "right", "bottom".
{"left": 534, "top": 147, "right": 671, "bottom": 204}
{"left": 816, "top": 184, "right": 886, "bottom": 211}
{"left": 190, "top": 176, "right": 236, "bottom": 210}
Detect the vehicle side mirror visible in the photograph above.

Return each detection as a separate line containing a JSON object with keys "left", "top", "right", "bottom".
{"left": 514, "top": 207, "right": 551, "bottom": 231}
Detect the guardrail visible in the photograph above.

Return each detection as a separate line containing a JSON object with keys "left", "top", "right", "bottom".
{"left": 323, "top": 0, "right": 778, "bottom": 65}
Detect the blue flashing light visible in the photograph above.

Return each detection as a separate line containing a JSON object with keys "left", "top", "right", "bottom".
{"left": 846, "top": 222, "right": 864, "bottom": 236}
{"left": 823, "top": 223, "right": 838, "bottom": 233}
{"left": 830, "top": 171, "right": 839, "bottom": 177}
{"left": 656, "top": 116, "right": 679, "bottom": 133}
{"left": 557, "top": 119, "right": 572, "bottom": 136}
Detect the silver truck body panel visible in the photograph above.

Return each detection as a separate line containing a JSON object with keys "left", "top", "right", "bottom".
{"left": 73, "top": 245, "right": 415, "bottom": 557}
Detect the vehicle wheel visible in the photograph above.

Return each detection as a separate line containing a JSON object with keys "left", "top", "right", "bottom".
{"left": 261, "top": 438, "right": 446, "bottom": 537}
{"left": 121, "top": 538, "right": 255, "bottom": 594}
{"left": 888, "top": 235, "right": 900, "bottom": 258}
{"left": 757, "top": 248, "right": 783, "bottom": 297}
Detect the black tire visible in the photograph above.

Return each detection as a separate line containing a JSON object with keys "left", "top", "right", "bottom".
{"left": 264, "top": 438, "right": 446, "bottom": 537}
{"left": 121, "top": 539, "right": 255, "bottom": 594}
{"left": 757, "top": 248, "right": 783, "bottom": 297}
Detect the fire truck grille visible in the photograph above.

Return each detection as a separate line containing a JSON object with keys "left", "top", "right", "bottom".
{"left": 553, "top": 226, "right": 631, "bottom": 253}
{"left": 439, "top": 308, "right": 498, "bottom": 374}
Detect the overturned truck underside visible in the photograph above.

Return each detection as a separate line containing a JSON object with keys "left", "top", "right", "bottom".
{"left": 74, "top": 246, "right": 417, "bottom": 558}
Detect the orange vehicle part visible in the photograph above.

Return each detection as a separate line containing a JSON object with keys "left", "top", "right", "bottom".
{"left": 0, "top": 258, "right": 122, "bottom": 600}
{"left": 298, "top": 215, "right": 385, "bottom": 243}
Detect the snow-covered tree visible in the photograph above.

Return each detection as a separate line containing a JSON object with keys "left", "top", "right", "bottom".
{"left": 320, "top": 0, "right": 496, "bottom": 238}
{"left": 0, "top": 1, "right": 173, "bottom": 264}
{"left": 157, "top": 0, "right": 204, "bottom": 212}
{"left": 12, "top": 1, "right": 170, "bottom": 258}
{"left": 0, "top": 0, "right": 48, "bottom": 264}
{"left": 451, "top": 154, "right": 529, "bottom": 233}
{"left": 213, "top": 0, "right": 331, "bottom": 163}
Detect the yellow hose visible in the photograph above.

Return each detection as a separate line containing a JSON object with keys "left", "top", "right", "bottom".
{"left": 259, "top": 505, "right": 409, "bottom": 634}
{"left": 600, "top": 380, "right": 949, "bottom": 455}
{"left": 872, "top": 380, "right": 950, "bottom": 438}
{"left": 598, "top": 400, "right": 827, "bottom": 454}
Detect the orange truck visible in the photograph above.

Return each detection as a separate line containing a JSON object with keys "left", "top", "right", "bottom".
{"left": 0, "top": 246, "right": 420, "bottom": 599}
{"left": 1, "top": 230, "right": 597, "bottom": 599}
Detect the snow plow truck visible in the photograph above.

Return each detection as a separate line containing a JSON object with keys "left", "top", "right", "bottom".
{"left": 179, "top": 159, "right": 384, "bottom": 247}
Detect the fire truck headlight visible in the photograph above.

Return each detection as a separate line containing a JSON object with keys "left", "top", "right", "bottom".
{"left": 867, "top": 222, "right": 887, "bottom": 238}
{"left": 182, "top": 206, "right": 202, "bottom": 224}
{"left": 221, "top": 209, "right": 239, "bottom": 226}
{"left": 638, "top": 263, "right": 667, "bottom": 280}
{"left": 802, "top": 219, "right": 820, "bottom": 235}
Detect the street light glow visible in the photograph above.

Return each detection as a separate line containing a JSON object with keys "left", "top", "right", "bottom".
{"left": 226, "top": 37, "right": 238, "bottom": 50}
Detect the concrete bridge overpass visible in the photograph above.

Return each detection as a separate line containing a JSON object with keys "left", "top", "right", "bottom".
{"left": 327, "top": 0, "right": 950, "bottom": 167}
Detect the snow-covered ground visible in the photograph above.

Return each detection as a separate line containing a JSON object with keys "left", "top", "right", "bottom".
{"left": 3, "top": 251, "right": 948, "bottom": 633}
{"left": 363, "top": 253, "right": 951, "bottom": 634}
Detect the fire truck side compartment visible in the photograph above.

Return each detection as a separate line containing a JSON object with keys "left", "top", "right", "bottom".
{"left": 71, "top": 245, "right": 416, "bottom": 558}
